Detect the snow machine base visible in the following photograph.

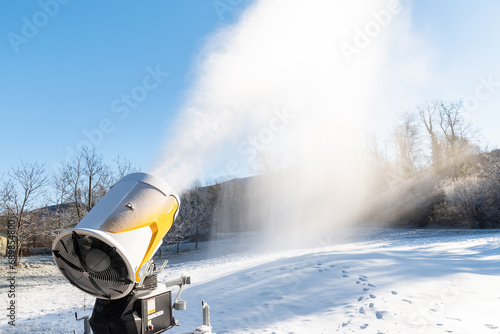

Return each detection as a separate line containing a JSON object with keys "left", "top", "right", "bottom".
{"left": 89, "top": 287, "right": 175, "bottom": 334}
{"left": 75, "top": 273, "right": 212, "bottom": 334}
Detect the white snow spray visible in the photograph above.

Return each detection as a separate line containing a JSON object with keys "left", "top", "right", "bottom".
{"left": 152, "top": 0, "right": 431, "bottom": 245}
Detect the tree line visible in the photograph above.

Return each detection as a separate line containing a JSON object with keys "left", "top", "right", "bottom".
{"left": 364, "top": 99, "right": 500, "bottom": 229}
{"left": 0, "top": 149, "right": 137, "bottom": 265}
{"left": 2, "top": 99, "right": 500, "bottom": 265}
{"left": 0, "top": 146, "right": 241, "bottom": 264}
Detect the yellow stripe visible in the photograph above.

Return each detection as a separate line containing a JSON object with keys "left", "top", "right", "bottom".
{"left": 133, "top": 200, "right": 179, "bottom": 282}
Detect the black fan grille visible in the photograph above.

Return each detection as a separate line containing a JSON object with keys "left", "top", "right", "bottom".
{"left": 53, "top": 231, "right": 133, "bottom": 299}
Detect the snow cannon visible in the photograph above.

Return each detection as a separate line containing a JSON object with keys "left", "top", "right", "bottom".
{"left": 52, "top": 172, "right": 180, "bottom": 300}
{"left": 52, "top": 172, "right": 213, "bottom": 334}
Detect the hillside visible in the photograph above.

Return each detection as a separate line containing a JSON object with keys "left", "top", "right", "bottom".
{"left": 2, "top": 228, "right": 500, "bottom": 333}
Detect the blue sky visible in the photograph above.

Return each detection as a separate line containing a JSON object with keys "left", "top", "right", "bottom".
{"left": 0, "top": 0, "right": 250, "bottom": 176}
{"left": 411, "top": 1, "right": 500, "bottom": 148}
{"left": 1, "top": 0, "right": 500, "bottom": 180}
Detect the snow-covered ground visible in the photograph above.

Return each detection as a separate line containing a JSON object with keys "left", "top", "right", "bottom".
{"left": 2, "top": 228, "right": 500, "bottom": 333}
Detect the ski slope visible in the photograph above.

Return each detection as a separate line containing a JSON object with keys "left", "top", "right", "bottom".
{"left": 2, "top": 228, "right": 500, "bottom": 333}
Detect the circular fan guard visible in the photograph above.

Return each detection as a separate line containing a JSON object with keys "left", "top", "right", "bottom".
{"left": 53, "top": 231, "right": 134, "bottom": 299}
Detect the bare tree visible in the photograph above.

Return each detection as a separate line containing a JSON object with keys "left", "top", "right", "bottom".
{"left": 114, "top": 156, "right": 138, "bottom": 180}
{"left": 49, "top": 171, "right": 78, "bottom": 235}
{"left": 418, "top": 100, "right": 443, "bottom": 167}
{"left": 58, "top": 153, "right": 86, "bottom": 220}
{"left": 365, "top": 133, "right": 390, "bottom": 169}
{"left": 166, "top": 190, "right": 192, "bottom": 254}
{"left": 0, "top": 161, "right": 47, "bottom": 266}
{"left": 165, "top": 178, "right": 221, "bottom": 252}
{"left": 418, "top": 99, "right": 479, "bottom": 168}
{"left": 177, "top": 180, "right": 207, "bottom": 250}
{"left": 437, "top": 100, "right": 479, "bottom": 163}
{"left": 81, "top": 148, "right": 112, "bottom": 210}
{"left": 392, "top": 111, "right": 421, "bottom": 177}
{"left": 56, "top": 151, "right": 132, "bottom": 223}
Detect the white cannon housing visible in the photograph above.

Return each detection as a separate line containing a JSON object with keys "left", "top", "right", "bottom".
{"left": 52, "top": 172, "right": 180, "bottom": 300}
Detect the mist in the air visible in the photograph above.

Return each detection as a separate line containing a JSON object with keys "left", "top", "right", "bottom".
{"left": 153, "top": 0, "right": 433, "bottom": 242}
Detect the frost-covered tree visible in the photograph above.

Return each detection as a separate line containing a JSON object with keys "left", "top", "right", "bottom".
{"left": 418, "top": 99, "right": 479, "bottom": 169}
{"left": 442, "top": 175, "right": 485, "bottom": 229}
{"left": 0, "top": 161, "right": 48, "bottom": 266}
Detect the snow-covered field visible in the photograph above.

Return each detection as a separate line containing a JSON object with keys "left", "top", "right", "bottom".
{"left": 2, "top": 228, "right": 500, "bottom": 334}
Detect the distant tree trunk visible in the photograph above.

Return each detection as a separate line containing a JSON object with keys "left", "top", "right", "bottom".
{"left": 176, "top": 242, "right": 180, "bottom": 254}
{"left": 195, "top": 226, "right": 199, "bottom": 249}
{"left": 58, "top": 153, "right": 84, "bottom": 220}
{"left": 75, "top": 187, "right": 81, "bottom": 220}
{"left": 88, "top": 173, "right": 92, "bottom": 211}
{"left": 418, "top": 101, "right": 442, "bottom": 167}
{"left": 393, "top": 111, "right": 420, "bottom": 177}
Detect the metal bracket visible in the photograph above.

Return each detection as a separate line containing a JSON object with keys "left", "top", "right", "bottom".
{"left": 137, "top": 259, "right": 168, "bottom": 287}
{"left": 164, "top": 274, "right": 191, "bottom": 312}
{"left": 153, "top": 259, "right": 169, "bottom": 275}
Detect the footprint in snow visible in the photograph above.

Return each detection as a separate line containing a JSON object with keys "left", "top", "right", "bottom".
{"left": 368, "top": 283, "right": 376, "bottom": 287}
{"left": 357, "top": 296, "right": 363, "bottom": 301}
{"left": 376, "top": 311, "right": 383, "bottom": 319}
{"left": 359, "top": 307, "right": 365, "bottom": 314}
{"left": 369, "top": 294, "right": 376, "bottom": 299}
{"left": 391, "top": 291, "right": 398, "bottom": 295}
{"left": 342, "top": 270, "right": 348, "bottom": 273}
{"left": 363, "top": 288, "right": 369, "bottom": 291}
{"left": 360, "top": 324, "right": 369, "bottom": 329}
{"left": 402, "top": 299, "right": 412, "bottom": 304}
{"left": 369, "top": 303, "right": 374, "bottom": 308}
{"left": 359, "top": 276, "right": 367, "bottom": 282}
{"left": 342, "top": 274, "right": 349, "bottom": 277}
